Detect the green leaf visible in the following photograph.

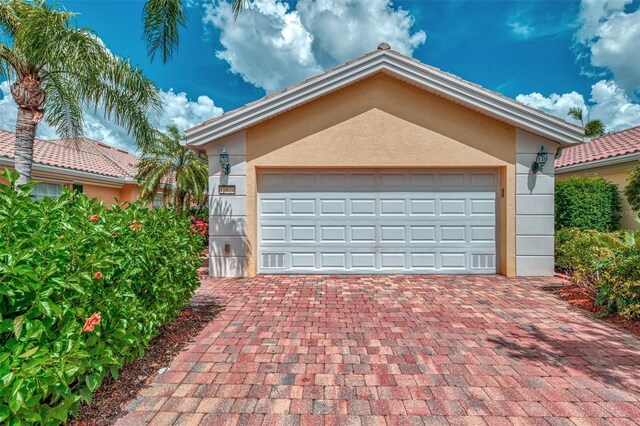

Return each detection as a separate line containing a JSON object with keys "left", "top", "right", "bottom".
{"left": 13, "top": 315, "right": 24, "bottom": 338}
{"left": 38, "top": 299, "right": 54, "bottom": 316}
{"left": 19, "top": 347, "right": 38, "bottom": 358}
{"left": 85, "top": 374, "right": 100, "bottom": 392}
{"left": 9, "top": 380, "right": 25, "bottom": 413}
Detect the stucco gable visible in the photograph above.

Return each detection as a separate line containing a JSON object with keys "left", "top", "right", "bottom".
{"left": 186, "top": 48, "right": 583, "bottom": 148}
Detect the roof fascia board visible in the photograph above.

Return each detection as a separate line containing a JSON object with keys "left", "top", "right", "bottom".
{"left": 186, "top": 51, "right": 583, "bottom": 147}
{"left": 555, "top": 151, "right": 640, "bottom": 173}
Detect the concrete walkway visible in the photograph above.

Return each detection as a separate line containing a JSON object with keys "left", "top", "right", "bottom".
{"left": 118, "top": 275, "right": 640, "bottom": 425}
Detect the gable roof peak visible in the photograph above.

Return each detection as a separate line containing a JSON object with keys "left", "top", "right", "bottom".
{"left": 185, "top": 48, "right": 584, "bottom": 147}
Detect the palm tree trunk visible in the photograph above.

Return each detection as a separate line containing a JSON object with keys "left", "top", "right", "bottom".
{"left": 14, "top": 107, "right": 38, "bottom": 186}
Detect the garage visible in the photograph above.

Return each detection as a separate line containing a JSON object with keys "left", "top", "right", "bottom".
{"left": 258, "top": 169, "right": 497, "bottom": 274}
{"left": 186, "top": 46, "right": 583, "bottom": 277}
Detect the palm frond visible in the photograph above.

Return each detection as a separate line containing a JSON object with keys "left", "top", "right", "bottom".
{"left": 42, "top": 73, "right": 84, "bottom": 139}
{"left": 567, "top": 107, "right": 583, "bottom": 125}
{"left": 137, "top": 126, "right": 208, "bottom": 206}
{"left": 142, "top": 0, "right": 186, "bottom": 64}
{"left": 231, "top": 0, "right": 249, "bottom": 19}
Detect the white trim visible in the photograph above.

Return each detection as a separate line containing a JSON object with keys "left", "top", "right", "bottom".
{"left": 186, "top": 50, "right": 583, "bottom": 147}
{"left": 555, "top": 152, "right": 640, "bottom": 174}
{"left": 0, "top": 157, "right": 134, "bottom": 186}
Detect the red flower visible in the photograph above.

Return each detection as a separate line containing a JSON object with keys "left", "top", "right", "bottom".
{"left": 94, "top": 272, "right": 103, "bottom": 280}
{"left": 129, "top": 222, "right": 143, "bottom": 231}
{"left": 81, "top": 312, "right": 101, "bottom": 333}
{"left": 89, "top": 215, "right": 99, "bottom": 222}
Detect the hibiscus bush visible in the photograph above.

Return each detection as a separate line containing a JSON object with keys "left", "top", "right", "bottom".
{"left": 0, "top": 170, "right": 202, "bottom": 424}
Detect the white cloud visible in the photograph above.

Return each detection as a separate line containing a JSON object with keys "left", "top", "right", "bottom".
{"left": 203, "top": 0, "right": 322, "bottom": 93}
{"left": 203, "top": 0, "right": 426, "bottom": 92}
{"left": 0, "top": 82, "right": 223, "bottom": 152}
{"left": 295, "top": 0, "right": 426, "bottom": 70}
{"left": 153, "top": 89, "right": 224, "bottom": 131}
{"left": 589, "top": 80, "right": 640, "bottom": 130}
{"left": 577, "top": 0, "right": 640, "bottom": 94}
{"left": 508, "top": 20, "right": 533, "bottom": 39}
{"left": 516, "top": 90, "right": 586, "bottom": 122}
{"left": 516, "top": 79, "right": 640, "bottom": 133}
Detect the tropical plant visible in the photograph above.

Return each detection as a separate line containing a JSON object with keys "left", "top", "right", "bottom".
{"left": 0, "top": 169, "right": 202, "bottom": 424}
{"left": 0, "top": 0, "right": 161, "bottom": 186}
{"left": 556, "top": 223, "right": 640, "bottom": 319}
{"left": 567, "top": 107, "right": 606, "bottom": 138}
{"left": 143, "top": 0, "right": 247, "bottom": 63}
{"left": 624, "top": 161, "right": 640, "bottom": 213}
{"left": 136, "top": 125, "right": 208, "bottom": 211}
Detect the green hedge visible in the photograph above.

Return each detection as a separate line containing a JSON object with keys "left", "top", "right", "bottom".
{"left": 555, "top": 176, "right": 622, "bottom": 232}
{"left": 0, "top": 170, "right": 202, "bottom": 424}
{"left": 556, "top": 226, "right": 640, "bottom": 319}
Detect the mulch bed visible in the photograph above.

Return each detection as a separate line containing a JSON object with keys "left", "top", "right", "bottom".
{"left": 70, "top": 302, "right": 223, "bottom": 426}
{"left": 552, "top": 281, "right": 640, "bottom": 338}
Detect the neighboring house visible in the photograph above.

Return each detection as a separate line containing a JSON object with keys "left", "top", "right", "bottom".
{"left": 186, "top": 45, "right": 583, "bottom": 278}
{"left": 0, "top": 128, "right": 163, "bottom": 206}
{"left": 555, "top": 125, "right": 640, "bottom": 230}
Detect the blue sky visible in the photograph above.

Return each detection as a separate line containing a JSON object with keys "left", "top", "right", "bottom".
{"left": 63, "top": 0, "right": 589, "bottom": 110}
{"left": 1, "top": 0, "right": 639, "bottom": 150}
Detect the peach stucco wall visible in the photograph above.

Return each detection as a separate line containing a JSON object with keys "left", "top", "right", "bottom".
{"left": 0, "top": 166, "right": 150, "bottom": 205}
{"left": 557, "top": 161, "right": 640, "bottom": 230}
{"left": 83, "top": 184, "right": 122, "bottom": 203}
{"left": 245, "top": 73, "right": 517, "bottom": 276}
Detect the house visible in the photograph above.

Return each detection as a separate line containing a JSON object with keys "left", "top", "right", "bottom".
{"left": 555, "top": 125, "right": 640, "bottom": 230}
{"left": 186, "top": 45, "right": 583, "bottom": 278}
{"left": 0, "top": 128, "right": 162, "bottom": 206}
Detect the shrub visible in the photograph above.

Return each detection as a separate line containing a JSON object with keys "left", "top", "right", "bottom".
{"left": 555, "top": 224, "right": 640, "bottom": 319}
{"left": 624, "top": 161, "right": 640, "bottom": 212}
{"left": 0, "top": 170, "right": 202, "bottom": 424}
{"left": 555, "top": 176, "right": 622, "bottom": 232}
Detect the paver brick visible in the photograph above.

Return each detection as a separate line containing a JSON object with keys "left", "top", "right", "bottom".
{"left": 118, "top": 275, "right": 640, "bottom": 424}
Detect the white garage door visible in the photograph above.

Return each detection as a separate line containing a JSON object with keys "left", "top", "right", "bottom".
{"left": 258, "top": 169, "right": 497, "bottom": 274}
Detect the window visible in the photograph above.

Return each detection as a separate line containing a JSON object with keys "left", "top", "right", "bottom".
{"left": 152, "top": 193, "right": 164, "bottom": 209}
{"left": 72, "top": 184, "right": 84, "bottom": 193}
{"left": 32, "top": 183, "right": 63, "bottom": 200}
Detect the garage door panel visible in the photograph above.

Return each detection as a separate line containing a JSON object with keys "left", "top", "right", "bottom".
{"left": 258, "top": 169, "right": 497, "bottom": 274}
{"left": 290, "top": 199, "right": 316, "bottom": 215}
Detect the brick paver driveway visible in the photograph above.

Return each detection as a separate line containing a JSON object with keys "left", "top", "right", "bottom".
{"left": 119, "top": 275, "right": 640, "bottom": 425}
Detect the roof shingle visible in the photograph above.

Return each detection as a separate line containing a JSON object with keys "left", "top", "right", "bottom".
{"left": 555, "top": 126, "right": 640, "bottom": 169}
{"left": 0, "top": 129, "right": 139, "bottom": 179}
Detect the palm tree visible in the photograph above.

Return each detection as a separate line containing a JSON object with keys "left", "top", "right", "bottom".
{"left": 143, "top": 0, "right": 247, "bottom": 63}
{"left": 136, "top": 125, "right": 208, "bottom": 212}
{"left": 0, "top": 0, "right": 161, "bottom": 186}
{"left": 567, "top": 107, "right": 606, "bottom": 138}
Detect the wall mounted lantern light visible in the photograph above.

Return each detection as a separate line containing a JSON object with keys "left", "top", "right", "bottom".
{"left": 531, "top": 146, "right": 548, "bottom": 174}
{"left": 219, "top": 148, "right": 230, "bottom": 175}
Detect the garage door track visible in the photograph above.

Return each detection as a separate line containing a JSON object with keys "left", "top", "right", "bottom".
{"left": 119, "top": 275, "right": 640, "bottom": 425}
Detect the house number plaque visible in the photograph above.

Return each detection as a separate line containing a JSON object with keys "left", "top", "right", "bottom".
{"left": 218, "top": 185, "right": 236, "bottom": 195}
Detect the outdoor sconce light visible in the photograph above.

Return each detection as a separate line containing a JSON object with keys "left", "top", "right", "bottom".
{"left": 531, "top": 146, "right": 548, "bottom": 174}
{"left": 219, "top": 148, "right": 230, "bottom": 175}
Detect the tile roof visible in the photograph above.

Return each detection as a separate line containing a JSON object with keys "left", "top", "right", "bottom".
{"left": 555, "top": 126, "right": 640, "bottom": 169}
{"left": 0, "top": 128, "right": 139, "bottom": 179}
